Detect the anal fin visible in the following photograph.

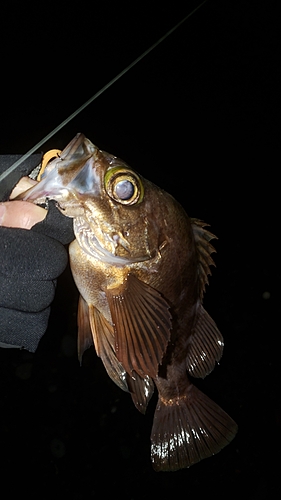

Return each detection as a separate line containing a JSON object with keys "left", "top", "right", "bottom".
{"left": 126, "top": 371, "right": 154, "bottom": 414}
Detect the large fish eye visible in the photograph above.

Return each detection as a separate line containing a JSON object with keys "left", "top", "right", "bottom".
{"left": 104, "top": 167, "right": 144, "bottom": 205}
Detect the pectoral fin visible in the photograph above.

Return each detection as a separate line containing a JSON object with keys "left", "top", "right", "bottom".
{"left": 78, "top": 295, "right": 155, "bottom": 405}
{"left": 77, "top": 294, "right": 128, "bottom": 392}
{"left": 106, "top": 274, "right": 172, "bottom": 379}
{"left": 88, "top": 304, "right": 129, "bottom": 393}
{"left": 77, "top": 294, "right": 93, "bottom": 364}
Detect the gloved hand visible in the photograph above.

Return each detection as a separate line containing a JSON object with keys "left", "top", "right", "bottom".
{"left": 0, "top": 154, "right": 75, "bottom": 352}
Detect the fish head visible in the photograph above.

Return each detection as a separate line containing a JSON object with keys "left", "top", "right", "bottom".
{"left": 22, "top": 133, "right": 163, "bottom": 264}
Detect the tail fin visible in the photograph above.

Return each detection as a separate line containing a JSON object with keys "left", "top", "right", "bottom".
{"left": 151, "top": 384, "right": 237, "bottom": 471}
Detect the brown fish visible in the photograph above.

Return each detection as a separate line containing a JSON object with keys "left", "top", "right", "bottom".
{"left": 22, "top": 133, "right": 237, "bottom": 471}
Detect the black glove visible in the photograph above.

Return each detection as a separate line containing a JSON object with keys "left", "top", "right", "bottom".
{"left": 0, "top": 155, "right": 75, "bottom": 352}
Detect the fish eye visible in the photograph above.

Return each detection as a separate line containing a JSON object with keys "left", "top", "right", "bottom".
{"left": 104, "top": 167, "right": 144, "bottom": 205}
{"left": 114, "top": 179, "right": 134, "bottom": 200}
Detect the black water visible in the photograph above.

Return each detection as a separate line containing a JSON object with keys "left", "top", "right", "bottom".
{"left": 0, "top": 1, "right": 278, "bottom": 497}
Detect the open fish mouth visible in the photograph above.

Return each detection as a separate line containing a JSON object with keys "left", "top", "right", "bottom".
{"left": 17, "top": 133, "right": 97, "bottom": 204}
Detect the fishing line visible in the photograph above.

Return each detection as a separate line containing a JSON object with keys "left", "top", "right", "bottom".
{"left": 0, "top": 0, "right": 208, "bottom": 184}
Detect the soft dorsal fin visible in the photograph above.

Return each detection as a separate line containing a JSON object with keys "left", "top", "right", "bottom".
{"left": 106, "top": 273, "right": 172, "bottom": 379}
{"left": 186, "top": 303, "right": 224, "bottom": 378}
{"left": 191, "top": 218, "right": 217, "bottom": 300}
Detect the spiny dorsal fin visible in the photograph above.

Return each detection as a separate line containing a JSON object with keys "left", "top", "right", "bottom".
{"left": 191, "top": 218, "right": 217, "bottom": 300}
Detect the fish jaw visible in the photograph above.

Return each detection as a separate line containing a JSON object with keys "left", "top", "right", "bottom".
{"left": 18, "top": 133, "right": 100, "bottom": 208}
{"left": 19, "top": 168, "right": 73, "bottom": 205}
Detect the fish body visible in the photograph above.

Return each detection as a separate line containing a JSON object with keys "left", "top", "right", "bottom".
{"left": 22, "top": 133, "right": 237, "bottom": 471}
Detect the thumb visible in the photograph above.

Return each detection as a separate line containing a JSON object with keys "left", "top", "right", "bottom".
{"left": 0, "top": 201, "right": 47, "bottom": 229}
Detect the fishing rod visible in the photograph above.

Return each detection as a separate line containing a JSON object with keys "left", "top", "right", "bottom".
{"left": 0, "top": 0, "right": 208, "bottom": 190}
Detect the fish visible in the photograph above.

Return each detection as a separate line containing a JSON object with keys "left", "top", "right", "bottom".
{"left": 21, "top": 132, "right": 237, "bottom": 471}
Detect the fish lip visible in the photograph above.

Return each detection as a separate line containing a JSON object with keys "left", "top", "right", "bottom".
{"left": 16, "top": 133, "right": 98, "bottom": 203}
{"left": 60, "top": 132, "right": 86, "bottom": 158}
{"left": 17, "top": 173, "right": 70, "bottom": 203}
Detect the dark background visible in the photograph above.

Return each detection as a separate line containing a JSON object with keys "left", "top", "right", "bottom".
{"left": 0, "top": 1, "right": 278, "bottom": 498}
